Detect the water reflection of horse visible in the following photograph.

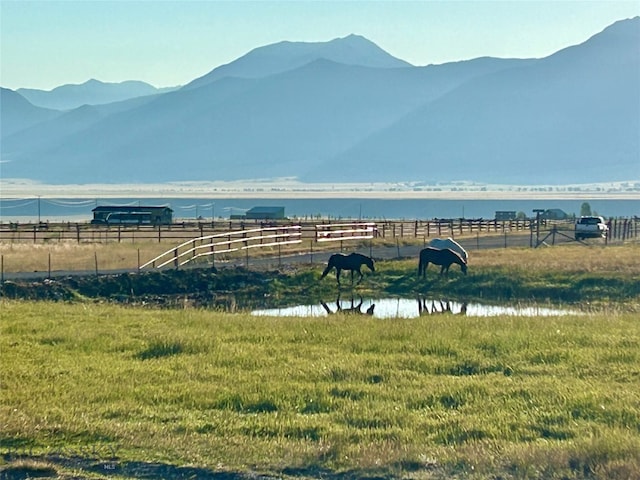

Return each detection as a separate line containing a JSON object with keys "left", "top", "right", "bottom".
{"left": 320, "top": 253, "right": 375, "bottom": 285}
{"left": 321, "top": 294, "right": 375, "bottom": 316}
{"left": 418, "top": 247, "right": 467, "bottom": 278}
{"left": 429, "top": 237, "right": 468, "bottom": 262}
{"left": 418, "top": 297, "right": 468, "bottom": 316}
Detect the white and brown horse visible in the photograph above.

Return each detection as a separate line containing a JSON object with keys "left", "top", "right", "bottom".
{"left": 418, "top": 247, "right": 467, "bottom": 278}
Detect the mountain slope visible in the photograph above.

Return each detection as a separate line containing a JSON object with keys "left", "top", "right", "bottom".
{"left": 0, "top": 88, "right": 61, "bottom": 138}
{"left": 304, "top": 17, "right": 640, "bottom": 184}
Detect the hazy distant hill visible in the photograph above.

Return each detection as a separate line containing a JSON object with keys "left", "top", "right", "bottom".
{"left": 1, "top": 19, "right": 638, "bottom": 185}
{"left": 17, "top": 79, "right": 178, "bottom": 110}
{"left": 185, "top": 34, "right": 412, "bottom": 90}
{"left": 0, "top": 87, "right": 61, "bottom": 137}
{"left": 306, "top": 18, "right": 640, "bottom": 184}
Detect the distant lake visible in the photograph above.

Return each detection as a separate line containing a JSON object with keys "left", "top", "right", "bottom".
{"left": 1, "top": 197, "right": 638, "bottom": 223}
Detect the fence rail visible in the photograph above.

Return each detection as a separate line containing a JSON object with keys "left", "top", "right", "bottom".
{"left": 0, "top": 218, "right": 637, "bottom": 245}
{"left": 141, "top": 226, "right": 303, "bottom": 270}
{"left": 1, "top": 218, "right": 638, "bottom": 279}
{"left": 315, "top": 222, "right": 377, "bottom": 242}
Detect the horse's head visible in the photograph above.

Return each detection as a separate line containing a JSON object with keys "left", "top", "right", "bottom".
{"left": 366, "top": 257, "right": 375, "bottom": 272}
{"left": 460, "top": 263, "right": 468, "bottom": 275}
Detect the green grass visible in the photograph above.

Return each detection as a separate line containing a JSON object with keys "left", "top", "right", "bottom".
{"left": 1, "top": 301, "right": 639, "bottom": 479}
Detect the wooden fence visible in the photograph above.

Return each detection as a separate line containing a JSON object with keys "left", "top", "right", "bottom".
{"left": 141, "top": 225, "right": 302, "bottom": 270}
{"left": 141, "top": 223, "right": 380, "bottom": 270}
{"left": 0, "top": 217, "right": 637, "bottom": 245}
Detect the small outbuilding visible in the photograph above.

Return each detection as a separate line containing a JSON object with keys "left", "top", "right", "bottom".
{"left": 244, "top": 206, "right": 286, "bottom": 220}
{"left": 542, "top": 208, "right": 569, "bottom": 220}
{"left": 495, "top": 211, "right": 517, "bottom": 221}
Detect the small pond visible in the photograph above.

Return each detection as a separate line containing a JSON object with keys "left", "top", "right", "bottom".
{"left": 252, "top": 298, "right": 581, "bottom": 319}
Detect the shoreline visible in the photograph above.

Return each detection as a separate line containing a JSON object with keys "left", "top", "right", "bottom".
{"left": 1, "top": 181, "right": 639, "bottom": 200}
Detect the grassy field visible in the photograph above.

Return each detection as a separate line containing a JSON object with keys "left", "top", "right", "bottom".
{"left": 1, "top": 244, "right": 639, "bottom": 479}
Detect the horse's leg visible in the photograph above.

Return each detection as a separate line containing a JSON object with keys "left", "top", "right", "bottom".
{"left": 355, "top": 268, "right": 363, "bottom": 284}
{"left": 336, "top": 268, "right": 342, "bottom": 285}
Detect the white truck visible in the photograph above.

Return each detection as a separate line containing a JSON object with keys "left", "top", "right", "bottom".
{"left": 575, "top": 216, "right": 609, "bottom": 240}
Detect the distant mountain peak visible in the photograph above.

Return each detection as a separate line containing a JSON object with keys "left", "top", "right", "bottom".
{"left": 184, "top": 34, "right": 411, "bottom": 90}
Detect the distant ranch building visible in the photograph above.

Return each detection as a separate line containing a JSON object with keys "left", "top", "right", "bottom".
{"left": 542, "top": 208, "right": 569, "bottom": 220}
{"left": 245, "top": 206, "right": 286, "bottom": 220}
{"left": 495, "top": 211, "right": 517, "bottom": 221}
{"left": 230, "top": 206, "right": 287, "bottom": 220}
{"left": 91, "top": 206, "right": 173, "bottom": 225}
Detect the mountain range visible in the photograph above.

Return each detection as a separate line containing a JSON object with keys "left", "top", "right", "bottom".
{"left": 16, "top": 79, "right": 178, "bottom": 111}
{"left": 1, "top": 18, "right": 638, "bottom": 185}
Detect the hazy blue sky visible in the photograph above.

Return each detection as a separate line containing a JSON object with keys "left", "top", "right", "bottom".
{"left": 1, "top": 0, "right": 638, "bottom": 90}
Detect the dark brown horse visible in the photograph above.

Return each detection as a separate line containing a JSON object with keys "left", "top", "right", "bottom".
{"left": 321, "top": 294, "right": 375, "bottom": 316}
{"left": 417, "top": 297, "right": 468, "bottom": 316}
{"left": 321, "top": 253, "right": 374, "bottom": 285}
{"left": 418, "top": 247, "right": 467, "bottom": 278}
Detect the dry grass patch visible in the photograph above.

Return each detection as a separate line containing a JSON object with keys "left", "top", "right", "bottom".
{"left": 468, "top": 243, "right": 640, "bottom": 274}
{"left": 0, "top": 242, "right": 171, "bottom": 273}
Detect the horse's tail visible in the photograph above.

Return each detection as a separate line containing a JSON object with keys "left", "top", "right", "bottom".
{"left": 417, "top": 254, "right": 424, "bottom": 277}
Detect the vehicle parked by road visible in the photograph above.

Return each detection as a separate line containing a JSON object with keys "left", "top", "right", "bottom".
{"left": 575, "top": 216, "right": 609, "bottom": 240}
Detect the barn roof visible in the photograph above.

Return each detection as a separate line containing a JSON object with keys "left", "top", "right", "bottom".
{"left": 92, "top": 205, "right": 173, "bottom": 213}
{"left": 246, "top": 206, "right": 284, "bottom": 213}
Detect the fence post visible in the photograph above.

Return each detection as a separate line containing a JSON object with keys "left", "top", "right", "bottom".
{"left": 158, "top": 225, "right": 162, "bottom": 243}
{"left": 48, "top": 252, "right": 51, "bottom": 279}
{"left": 310, "top": 240, "right": 314, "bottom": 265}
{"left": 76, "top": 224, "right": 81, "bottom": 243}
{"left": 94, "top": 251, "right": 98, "bottom": 276}
{"left": 137, "top": 249, "right": 141, "bottom": 272}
